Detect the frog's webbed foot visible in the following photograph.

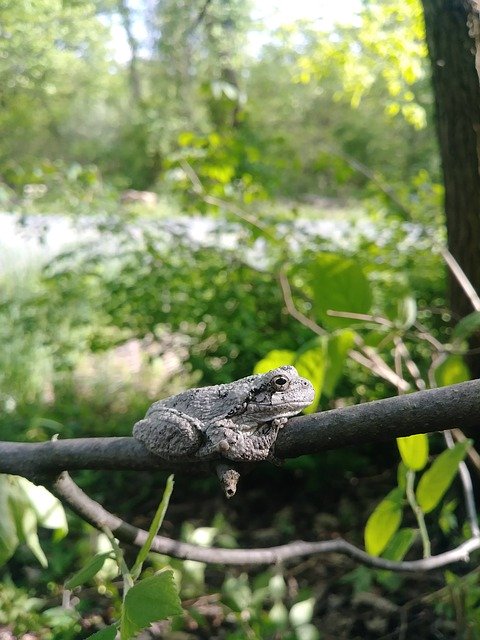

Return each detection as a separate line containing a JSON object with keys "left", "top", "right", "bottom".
{"left": 198, "top": 420, "right": 284, "bottom": 462}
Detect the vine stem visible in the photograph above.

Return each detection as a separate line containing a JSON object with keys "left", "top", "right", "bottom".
{"left": 406, "top": 469, "right": 431, "bottom": 558}
{"left": 101, "top": 526, "right": 134, "bottom": 593}
{"left": 50, "top": 472, "right": 480, "bottom": 571}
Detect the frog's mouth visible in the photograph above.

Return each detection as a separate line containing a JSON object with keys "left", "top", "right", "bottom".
{"left": 246, "top": 399, "right": 313, "bottom": 416}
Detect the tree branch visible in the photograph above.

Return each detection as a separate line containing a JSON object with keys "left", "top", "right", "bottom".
{"left": 50, "top": 472, "right": 480, "bottom": 570}
{"left": 2, "top": 379, "right": 480, "bottom": 477}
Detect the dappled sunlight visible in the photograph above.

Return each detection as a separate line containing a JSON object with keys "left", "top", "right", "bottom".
{"left": 1, "top": 0, "right": 479, "bottom": 637}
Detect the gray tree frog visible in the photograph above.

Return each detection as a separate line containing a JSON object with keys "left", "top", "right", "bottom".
{"left": 133, "top": 366, "right": 314, "bottom": 462}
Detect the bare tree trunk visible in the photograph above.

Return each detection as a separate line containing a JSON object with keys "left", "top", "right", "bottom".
{"left": 117, "top": 0, "right": 143, "bottom": 106}
{"left": 421, "top": 0, "right": 480, "bottom": 375}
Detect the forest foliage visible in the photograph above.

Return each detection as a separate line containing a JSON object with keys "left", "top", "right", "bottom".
{"left": 1, "top": 0, "right": 479, "bottom": 638}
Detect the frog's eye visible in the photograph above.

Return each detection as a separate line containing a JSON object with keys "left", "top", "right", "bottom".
{"left": 271, "top": 375, "right": 290, "bottom": 391}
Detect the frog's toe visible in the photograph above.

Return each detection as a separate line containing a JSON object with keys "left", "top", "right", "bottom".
{"left": 218, "top": 439, "right": 230, "bottom": 453}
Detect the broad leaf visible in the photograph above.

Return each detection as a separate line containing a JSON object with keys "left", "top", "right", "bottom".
{"left": 254, "top": 350, "right": 295, "bottom": 374}
{"left": 396, "top": 434, "right": 429, "bottom": 471}
{"left": 8, "top": 484, "right": 47, "bottom": 567}
{"left": 382, "top": 528, "right": 416, "bottom": 561}
{"left": 397, "top": 461, "right": 408, "bottom": 492}
{"left": 0, "top": 476, "right": 19, "bottom": 566}
{"left": 21, "top": 509, "right": 48, "bottom": 568}
{"left": 121, "top": 571, "right": 183, "bottom": 639}
{"left": 306, "top": 253, "right": 373, "bottom": 329}
{"left": 294, "top": 337, "right": 328, "bottom": 413}
{"left": 289, "top": 597, "right": 316, "bottom": 627}
{"left": 269, "top": 601, "right": 288, "bottom": 627}
{"left": 85, "top": 625, "right": 117, "bottom": 640}
{"left": 294, "top": 623, "right": 320, "bottom": 640}
{"left": 364, "top": 488, "right": 403, "bottom": 556}
{"left": 323, "top": 329, "right": 356, "bottom": 397}
{"left": 131, "top": 475, "right": 174, "bottom": 580}
{"left": 416, "top": 440, "right": 472, "bottom": 513}
{"left": 65, "top": 552, "right": 114, "bottom": 589}
{"left": 434, "top": 356, "right": 470, "bottom": 387}
{"left": 452, "top": 311, "right": 480, "bottom": 342}
{"left": 17, "top": 478, "right": 68, "bottom": 538}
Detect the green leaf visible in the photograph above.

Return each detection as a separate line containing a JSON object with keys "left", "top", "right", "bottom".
{"left": 323, "top": 329, "right": 356, "bottom": 397}
{"left": 178, "top": 131, "right": 195, "bottom": 147}
{"left": 364, "top": 488, "right": 403, "bottom": 556}
{"left": 452, "top": 311, "right": 480, "bottom": 342}
{"left": 397, "top": 461, "right": 408, "bottom": 492}
{"left": 0, "top": 476, "right": 19, "bottom": 566}
{"left": 85, "top": 625, "right": 117, "bottom": 640}
{"left": 306, "top": 253, "right": 373, "bottom": 329}
{"left": 289, "top": 597, "right": 316, "bottom": 627}
{"left": 416, "top": 440, "right": 472, "bottom": 514}
{"left": 268, "top": 574, "right": 287, "bottom": 600}
{"left": 382, "top": 528, "right": 416, "bottom": 561}
{"left": 396, "top": 434, "right": 429, "bottom": 471}
{"left": 17, "top": 478, "right": 68, "bottom": 538}
{"left": 439, "top": 499, "right": 458, "bottom": 535}
{"left": 222, "top": 573, "right": 252, "bottom": 612}
{"left": 294, "top": 337, "right": 328, "bottom": 413}
{"left": 397, "top": 296, "right": 417, "bottom": 330}
{"left": 21, "top": 509, "right": 48, "bottom": 568}
{"left": 65, "top": 552, "right": 114, "bottom": 589}
{"left": 131, "top": 475, "right": 174, "bottom": 580}
{"left": 434, "top": 356, "right": 470, "bottom": 387}
{"left": 295, "top": 623, "right": 321, "bottom": 640}
{"left": 269, "top": 601, "right": 288, "bottom": 628}
{"left": 8, "top": 486, "right": 47, "bottom": 568}
{"left": 254, "top": 350, "right": 295, "bottom": 374}
{"left": 121, "top": 571, "right": 183, "bottom": 639}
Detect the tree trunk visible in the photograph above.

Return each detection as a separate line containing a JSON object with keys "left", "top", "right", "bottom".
{"left": 421, "top": 0, "right": 480, "bottom": 375}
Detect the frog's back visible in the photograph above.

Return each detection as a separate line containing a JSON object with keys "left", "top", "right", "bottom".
{"left": 159, "top": 376, "right": 257, "bottom": 423}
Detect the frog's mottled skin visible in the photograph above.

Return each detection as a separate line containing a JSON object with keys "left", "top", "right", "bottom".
{"left": 133, "top": 366, "right": 314, "bottom": 462}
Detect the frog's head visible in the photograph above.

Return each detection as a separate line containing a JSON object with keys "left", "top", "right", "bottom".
{"left": 245, "top": 365, "right": 315, "bottom": 421}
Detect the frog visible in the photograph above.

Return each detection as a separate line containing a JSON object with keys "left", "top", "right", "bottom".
{"left": 132, "top": 365, "right": 314, "bottom": 462}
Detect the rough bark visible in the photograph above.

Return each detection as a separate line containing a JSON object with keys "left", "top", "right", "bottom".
{"left": 421, "top": 0, "right": 480, "bottom": 375}
{"left": 1, "top": 379, "right": 480, "bottom": 479}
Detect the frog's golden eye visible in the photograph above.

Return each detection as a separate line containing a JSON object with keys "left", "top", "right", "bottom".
{"left": 271, "top": 374, "right": 290, "bottom": 391}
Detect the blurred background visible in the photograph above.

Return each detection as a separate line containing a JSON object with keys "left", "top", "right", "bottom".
{"left": 1, "top": 0, "right": 479, "bottom": 638}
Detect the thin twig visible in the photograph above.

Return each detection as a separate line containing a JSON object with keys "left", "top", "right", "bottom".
{"left": 185, "top": 0, "right": 213, "bottom": 35}
{"left": 394, "top": 338, "right": 405, "bottom": 395}
{"left": 326, "top": 309, "right": 394, "bottom": 327}
{"left": 180, "top": 160, "right": 276, "bottom": 241}
{"left": 50, "top": 472, "right": 480, "bottom": 571}
{"left": 278, "top": 271, "right": 326, "bottom": 336}
{"left": 322, "top": 147, "right": 412, "bottom": 219}
{"left": 439, "top": 247, "right": 480, "bottom": 312}
{"left": 360, "top": 343, "right": 410, "bottom": 391}
{"left": 406, "top": 469, "right": 431, "bottom": 558}
{"left": 413, "top": 321, "right": 445, "bottom": 352}
{"left": 443, "top": 430, "right": 480, "bottom": 537}
{"left": 452, "top": 428, "right": 480, "bottom": 472}
{"left": 279, "top": 271, "right": 410, "bottom": 391}
{"left": 395, "top": 336, "right": 426, "bottom": 391}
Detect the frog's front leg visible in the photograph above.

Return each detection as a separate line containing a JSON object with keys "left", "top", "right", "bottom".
{"left": 133, "top": 406, "right": 203, "bottom": 460}
{"left": 198, "top": 419, "right": 287, "bottom": 462}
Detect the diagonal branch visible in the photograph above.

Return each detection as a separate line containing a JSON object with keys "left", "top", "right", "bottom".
{"left": 278, "top": 272, "right": 410, "bottom": 391}
{"left": 1, "top": 379, "right": 480, "bottom": 477}
{"left": 50, "top": 472, "right": 480, "bottom": 570}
